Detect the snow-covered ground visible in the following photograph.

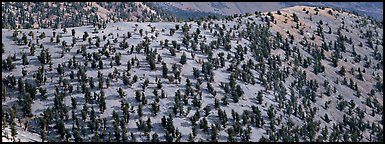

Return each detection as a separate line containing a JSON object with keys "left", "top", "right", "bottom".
{"left": 2, "top": 6, "right": 383, "bottom": 142}
{"left": 2, "top": 126, "right": 42, "bottom": 142}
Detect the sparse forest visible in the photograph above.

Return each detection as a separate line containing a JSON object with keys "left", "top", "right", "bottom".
{"left": 2, "top": 3, "right": 383, "bottom": 142}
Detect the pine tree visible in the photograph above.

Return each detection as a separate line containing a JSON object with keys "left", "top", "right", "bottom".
{"left": 192, "top": 94, "right": 201, "bottom": 108}
{"left": 188, "top": 133, "right": 194, "bottom": 142}
{"left": 138, "top": 104, "right": 143, "bottom": 117}
{"left": 149, "top": 56, "right": 156, "bottom": 71}
{"left": 227, "top": 127, "right": 235, "bottom": 142}
{"left": 6, "top": 55, "right": 15, "bottom": 70}
{"left": 99, "top": 90, "right": 106, "bottom": 113}
{"left": 127, "top": 60, "right": 131, "bottom": 71}
{"left": 2, "top": 109, "right": 7, "bottom": 130}
{"left": 99, "top": 76, "right": 104, "bottom": 89}
{"left": 56, "top": 119, "right": 66, "bottom": 140}
{"left": 92, "top": 130, "right": 100, "bottom": 142}
{"left": 169, "top": 47, "right": 176, "bottom": 56}
{"left": 180, "top": 52, "right": 187, "bottom": 65}
{"left": 204, "top": 105, "right": 211, "bottom": 117}
{"left": 268, "top": 105, "right": 275, "bottom": 119}
{"left": 117, "top": 87, "right": 126, "bottom": 99}
{"left": 165, "top": 131, "right": 173, "bottom": 142}
{"left": 123, "top": 74, "right": 130, "bottom": 86}
{"left": 241, "top": 125, "right": 251, "bottom": 142}
{"left": 72, "top": 29, "right": 76, "bottom": 37}
{"left": 2, "top": 43, "right": 4, "bottom": 54}
{"left": 313, "top": 58, "right": 324, "bottom": 75}
{"left": 10, "top": 118, "right": 17, "bottom": 141}
{"left": 253, "top": 106, "right": 263, "bottom": 128}
{"left": 231, "top": 90, "right": 239, "bottom": 103}
{"left": 21, "top": 67, "right": 28, "bottom": 77}
{"left": 200, "top": 117, "right": 209, "bottom": 133}
{"left": 339, "top": 66, "right": 346, "bottom": 76}
{"left": 151, "top": 133, "right": 159, "bottom": 142}
{"left": 193, "top": 67, "right": 200, "bottom": 78}
{"left": 358, "top": 69, "right": 364, "bottom": 81}
{"left": 22, "top": 53, "right": 29, "bottom": 65}
{"left": 292, "top": 13, "right": 299, "bottom": 23}
{"left": 324, "top": 113, "right": 330, "bottom": 123}
{"left": 40, "top": 124, "right": 46, "bottom": 142}
{"left": 331, "top": 52, "right": 339, "bottom": 67}
{"left": 121, "top": 120, "right": 128, "bottom": 142}
{"left": 170, "top": 28, "right": 175, "bottom": 36}
{"left": 115, "top": 53, "right": 121, "bottom": 66}
{"left": 210, "top": 123, "right": 218, "bottom": 142}
{"left": 73, "top": 128, "right": 82, "bottom": 142}
{"left": 89, "top": 77, "right": 95, "bottom": 89}
{"left": 356, "top": 89, "right": 361, "bottom": 97}
{"left": 162, "top": 62, "right": 168, "bottom": 78}
{"left": 151, "top": 102, "right": 160, "bottom": 116}
{"left": 71, "top": 97, "right": 77, "bottom": 110}
{"left": 257, "top": 91, "right": 263, "bottom": 104}
{"left": 214, "top": 98, "right": 219, "bottom": 109}
{"left": 106, "top": 77, "right": 110, "bottom": 88}
{"left": 22, "top": 33, "right": 28, "bottom": 44}
{"left": 135, "top": 90, "right": 141, "bottom": 101}
{"left": 141, "top": 93, "right": 147, "bottom": 105}
{"left": 139, "top": 29, "right": 143, "bottom": 37}
{"left": 146, "top": 117, "right": 153, "bottom": 131}
{"left": 38, "top": 48, "right": 46, "bottom": 64}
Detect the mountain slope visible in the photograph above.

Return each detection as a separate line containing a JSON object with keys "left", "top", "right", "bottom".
{"left": 284, "top": 2, "right": 383, "bottom": 20}
{"left": 153, "top": 2, "right": 383, "bottom": 21}
{"left": 161, "top": 2, "right": 285, "bottom": 15}
{"left": 2, "top": 6, "right": 383, "bottom": 142}
{"left": 1, "top": 2, "right": 163, "bottom": 29}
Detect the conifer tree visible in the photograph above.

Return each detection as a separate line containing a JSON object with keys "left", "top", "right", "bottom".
{"left": 180, "top": 52, "right": 187, "bottom": 65}
{"left": 22, "top": 53, "right": 29, "bottom": 65}
{"left": 339, "top": 66, "right": 346, "bottom": 76}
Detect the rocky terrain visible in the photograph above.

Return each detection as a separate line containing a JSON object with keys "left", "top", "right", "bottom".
{"left": 2, "top": 5, "right": 383, "bottom": 142}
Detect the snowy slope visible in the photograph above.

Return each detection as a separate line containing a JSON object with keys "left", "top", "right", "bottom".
{"left": 2, "top": 6, "right": 383, "bottom": 142}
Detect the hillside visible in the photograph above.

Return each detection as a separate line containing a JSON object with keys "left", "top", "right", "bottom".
{"left": 2, "top": 6, "right": 383, "bottom": 142}
{"left": 2, "top": 2, "right": 382, "bottom": 30}
{"left": 154, "top": 2, "right": 383, "bottom": 21}
{"left": 1, "top": 2, "right": 163, "bottom": 29}
{"left": 159, "top": 2, "right": 285, "bottom": 15}
{"left": 285, "top": 2, "right": 383, "bottom": 20}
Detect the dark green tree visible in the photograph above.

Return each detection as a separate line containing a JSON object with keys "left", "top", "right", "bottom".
{"left": 22, "top": 53, "right": 29, "bottom": 65}
{"left": 180, "top": 52, "right": 187, "bottom": 65}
